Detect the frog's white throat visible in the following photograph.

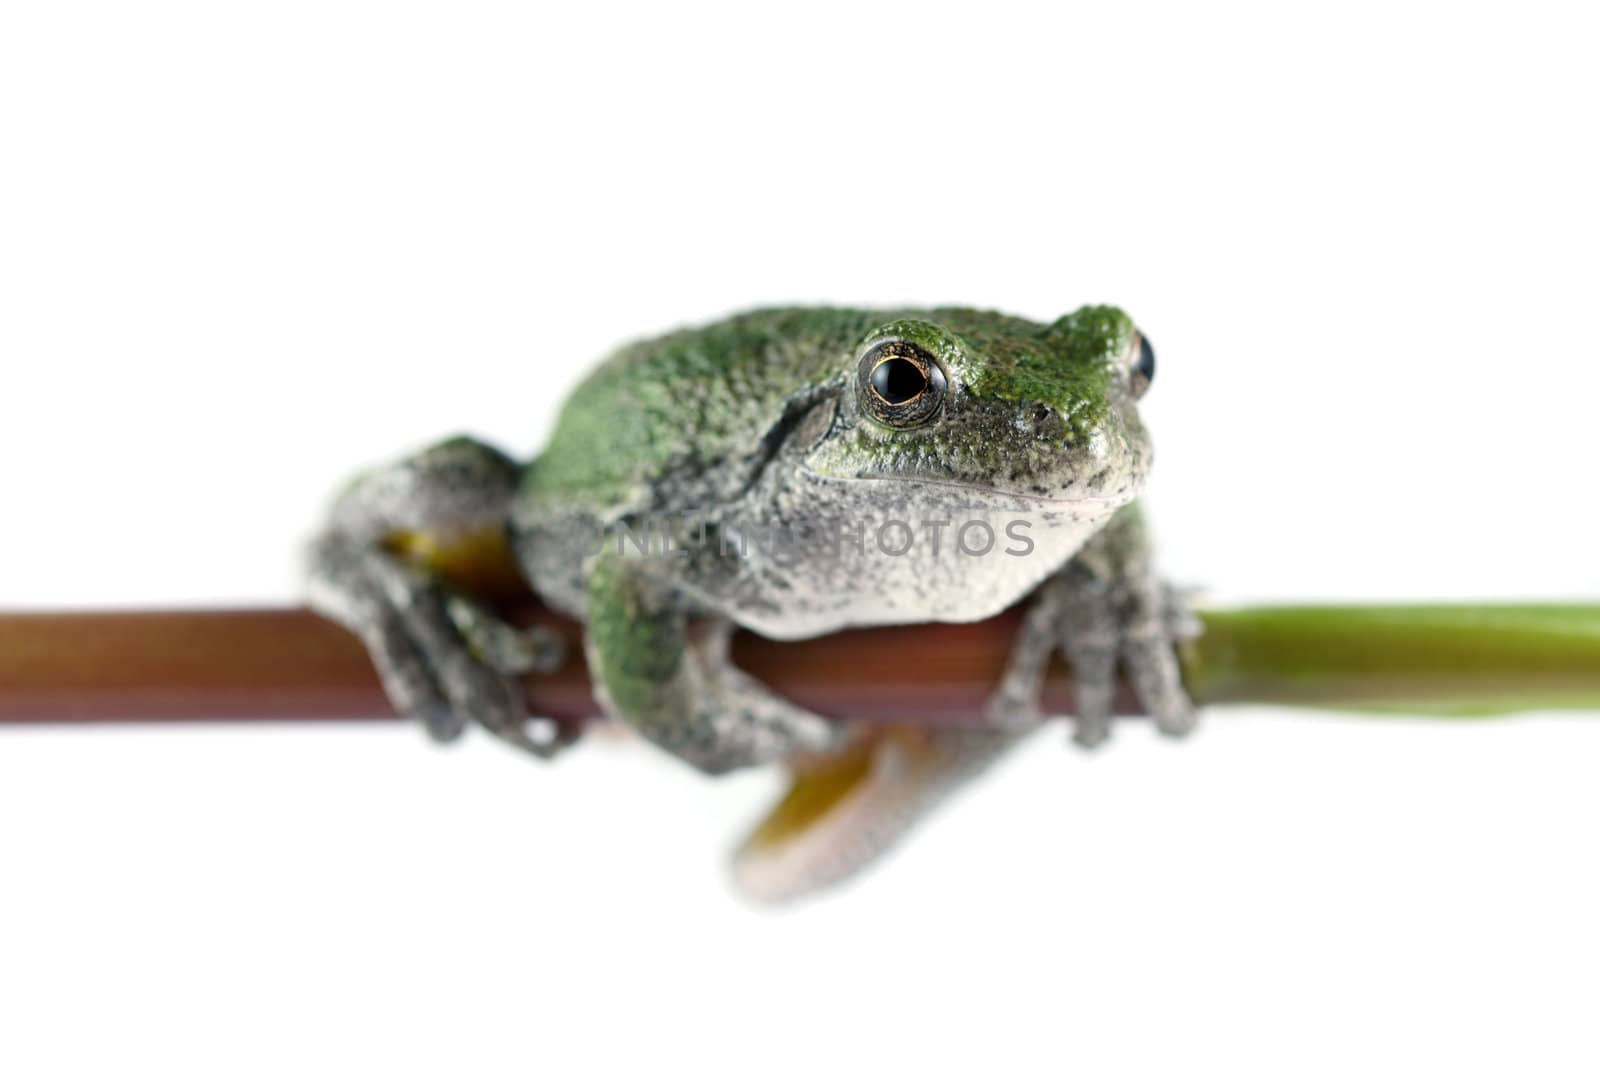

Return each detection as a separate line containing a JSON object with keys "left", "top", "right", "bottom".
{"left": 719, "top": 492, "right": 1130, "bottom": 641}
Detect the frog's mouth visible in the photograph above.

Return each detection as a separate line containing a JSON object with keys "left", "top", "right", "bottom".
{"left": 869, "top": 474, "right": 1138, "bottom": 506}
{"left": 805, "top": 468, "right": 1143, "bottom": 509}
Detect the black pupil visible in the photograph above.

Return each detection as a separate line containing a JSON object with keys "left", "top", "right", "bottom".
{"left": 871, "top": 358, "right": 926, "bottom": 405}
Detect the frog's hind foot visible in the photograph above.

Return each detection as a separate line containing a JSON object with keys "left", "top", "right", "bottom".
{"left": 306, "top": 437, "right": 576, "bottom": 758}
{"left": 733, "top": 722, "right": 1034, "bottom": 903}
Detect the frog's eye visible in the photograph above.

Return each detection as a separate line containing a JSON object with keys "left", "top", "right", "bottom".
{"left": 858, "top": 340, "right": 946, "bottom": 427}
{"left": 1131, "top": 332, "right": 1156, "bottom": 397}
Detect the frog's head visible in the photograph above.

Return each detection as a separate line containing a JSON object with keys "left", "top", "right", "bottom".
{"left": 803, "top": 306, "right": 1157, "bottom": 513}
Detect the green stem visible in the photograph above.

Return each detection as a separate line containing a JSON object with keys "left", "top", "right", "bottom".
{"left": 1187, "top": 603, "right": 1600, "bottom": 717}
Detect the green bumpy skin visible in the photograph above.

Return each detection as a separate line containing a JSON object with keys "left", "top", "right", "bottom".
{"left": 527, "top": 305, "right": 1136, "bottom": 512}
{"left": 582, "top": 543, "right": 681, "bottom": 716}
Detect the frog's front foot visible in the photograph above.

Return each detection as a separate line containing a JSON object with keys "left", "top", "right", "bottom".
{"left": 985, "top": 516, "right": 1199, "bottom": 748}
{"left": 310, "top": 534, "right": 573, "bottom": 756}
{"left": 584, "top": 551, "right": 846, "bottom": 775}
{"left": 305, "top": 436, "right": 576, "bottom": 757}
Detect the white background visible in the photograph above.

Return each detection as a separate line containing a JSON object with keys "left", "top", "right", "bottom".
{"left": 3, "top": 2, "right": 1598, "bottom": 1064}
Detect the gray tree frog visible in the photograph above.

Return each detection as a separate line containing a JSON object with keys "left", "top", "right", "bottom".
{"left": 307, "top": 306, "right": 1196, "bottom": 900}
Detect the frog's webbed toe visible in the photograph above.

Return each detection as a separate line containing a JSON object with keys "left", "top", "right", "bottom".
{"left": 309, "top": 531, "right": 462, "bottom": 742}
{"left": 1114, "top": 581, "right": 1202, "bottom": 739}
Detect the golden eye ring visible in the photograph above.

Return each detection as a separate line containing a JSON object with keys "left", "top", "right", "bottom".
{"left": 857, "top": 340, "right": 945, "bottom": 427}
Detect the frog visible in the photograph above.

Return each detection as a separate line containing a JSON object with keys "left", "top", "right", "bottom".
{"left": 306, "top": 305, "right": 1197, "bottom": 901}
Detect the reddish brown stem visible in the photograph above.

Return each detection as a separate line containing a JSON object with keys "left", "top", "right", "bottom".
{"left": 0, "top": 603, "right": 1131, "bottom": 727}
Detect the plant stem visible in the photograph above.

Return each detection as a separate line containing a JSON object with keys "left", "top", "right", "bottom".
{"left": 1184, "top": 602, "right": 1600, "bottom": 716}
{"left": 0, "top": 601, "right": 1596, "bottom": 727}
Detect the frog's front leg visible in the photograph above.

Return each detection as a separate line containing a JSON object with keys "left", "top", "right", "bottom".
{"left": 988, "top": 505, "right": 1199, "bottom": 746}
{"left": 306, "top": 436, "right": 572, "bottom": 756}
{"left": 583, "top": 549, "right": 844, "bottom": 774}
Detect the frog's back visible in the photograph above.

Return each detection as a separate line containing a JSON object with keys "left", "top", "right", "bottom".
{"left": 525, "top": 307, "right": 882, "bottom": 515}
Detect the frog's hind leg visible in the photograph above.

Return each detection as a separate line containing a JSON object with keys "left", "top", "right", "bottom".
{"left": 306, "top": 436, "right": 573, "bottom": 756}
{"left": 731, "top": 723, "right": 1036, "bottom": 904}
{"left": 583, "top": 549, "right": 844, "bottom": 774}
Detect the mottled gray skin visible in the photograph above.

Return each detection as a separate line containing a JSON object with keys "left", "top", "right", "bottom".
{"left": 307, "top": 305, "right": 1196, "bottom": 898}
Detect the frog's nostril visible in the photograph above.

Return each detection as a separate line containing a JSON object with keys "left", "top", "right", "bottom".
{"left": 1029, "top": 404, "right": 1064, "bottom": 434}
